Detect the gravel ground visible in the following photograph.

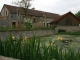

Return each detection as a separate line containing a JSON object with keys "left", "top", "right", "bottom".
{"left": 0, "top": 56, "right": 19, "bottom": 60}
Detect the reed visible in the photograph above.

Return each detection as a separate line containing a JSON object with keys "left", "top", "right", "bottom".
{"left": 0, "top": 35, "right": 80, "bottom": 60}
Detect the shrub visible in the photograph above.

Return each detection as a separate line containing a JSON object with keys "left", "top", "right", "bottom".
{"left": 58, "top": 29, "right": 66, "bottom": 33}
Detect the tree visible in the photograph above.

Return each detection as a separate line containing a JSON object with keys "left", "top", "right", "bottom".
{"left": 75, "top": 11, "right": 80, "bottom": 19}
{"left": 24, "top": 17, "right": 32, "bottom": 29}
{"left": 13, "top": 0, "right": 33, "bottom": 17}
{"left": 13, "top": 0, "right": 33, "bottom": 29}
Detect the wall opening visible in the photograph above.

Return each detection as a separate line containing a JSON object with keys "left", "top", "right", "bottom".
{"left": 12, "top": 22, "right": 16, "bottom": 27}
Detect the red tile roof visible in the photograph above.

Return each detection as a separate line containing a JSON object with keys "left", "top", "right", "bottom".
{"left": 50, "top": 11, "right": 80, "bottom": 24}
{"left": 4, "top": 4, "right": 60, "bottom": 19}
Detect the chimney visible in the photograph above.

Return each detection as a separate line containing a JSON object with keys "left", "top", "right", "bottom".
{"left": 32, "top": 7, "right": 35, "bottom": 10}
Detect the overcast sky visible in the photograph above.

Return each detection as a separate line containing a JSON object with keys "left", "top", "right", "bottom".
{"left": 0, "top": 0, "right": 80, "bottom": 15}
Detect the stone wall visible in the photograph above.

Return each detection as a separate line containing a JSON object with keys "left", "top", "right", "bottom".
{"left": 0, "top": 30, "right": 55, "bottom": 40}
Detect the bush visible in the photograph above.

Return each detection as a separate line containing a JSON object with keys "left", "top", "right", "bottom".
{"left": 0, "top": 27, "right": 54, "bottom": 31}
{"left": 58, "top": 29, "right": 66, "bottom": 32}
{"left": 56, "top": 31, "right": 80, "bottom": 35}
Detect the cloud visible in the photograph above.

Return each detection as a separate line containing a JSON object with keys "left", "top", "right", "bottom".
{"left": 51, "top": 0, "right": 80, "bottom": 14}
{"left": 0, "top": 0, "right": 80, "bottom": 15}
{"left": 31, "top": 0, "right": 80, "bottom": 15}
{"left": 0, "top": 0, "right": 14, "bottom": 11}
{"left": 31, "top": 0, "right": 58, "bottom": 11}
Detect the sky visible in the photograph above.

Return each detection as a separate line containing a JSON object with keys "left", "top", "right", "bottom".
{"left": 0, "top": 0, "right": 80, "bottom": 15}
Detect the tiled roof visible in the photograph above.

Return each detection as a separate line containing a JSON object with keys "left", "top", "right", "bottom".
{"left": 50, "top": 11, "right": 80, "bottom": 24}
{"left": 4, "top": 4, "right": 60, "bottom": 18}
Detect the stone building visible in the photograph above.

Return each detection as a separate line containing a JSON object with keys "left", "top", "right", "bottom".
{"left": 50, "top": 12, "right": 80, "bottom": 32}
{"left": 0, "top": 4, "right": 60, "bottom": 28}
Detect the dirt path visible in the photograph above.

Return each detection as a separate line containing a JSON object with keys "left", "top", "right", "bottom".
{"left": 0, "top": 56, "right": 19, "bottom": 60}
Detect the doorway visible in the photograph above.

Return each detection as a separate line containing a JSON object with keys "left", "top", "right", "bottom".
{"left": 12, "top": 22, "right": 16, "bottom": 27}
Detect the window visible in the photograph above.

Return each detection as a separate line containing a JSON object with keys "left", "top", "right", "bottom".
{"left": 33, "top": 18, "right": 36, "bottom": 22}
{"left": 17, "top": 22, "right": 21, "bottom": 28}
{"left": 17, "top": 11, "right": 19, "bottom": 16}
{"left": 44, "top": 22, "right": 48, "bottom": 27}
{"left": 12, "top": 22, "right": 16, "bottom": 27}
{"left": 18, "top": 22, "right": 20, "bottom": 24}
{"left": 6, "top": 11, "right": 7, "bottom": 16}
{"left": 44, "top": 23, "right": 45, "bottom": 27}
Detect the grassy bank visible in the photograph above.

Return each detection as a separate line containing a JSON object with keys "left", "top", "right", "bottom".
{"left": 56, "top": 31, "right": 80, "bottom": 35}
{"left": 0, "top": 27, "right": 54, "bottom": 31}
{"left": 0, "top": 35, "right": 80, "bottom": 60}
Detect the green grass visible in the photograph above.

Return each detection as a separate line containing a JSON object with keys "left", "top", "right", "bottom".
{"left": 0, "top": 35, "right": 80, "bottom": 60}
{"left": 56, "top": 31, "right": 80, "bottom": 35}
{"left": 0, "top": 27, "right": 54, "bottom": 31}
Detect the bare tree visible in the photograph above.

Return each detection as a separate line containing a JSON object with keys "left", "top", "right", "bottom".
{"left": 13, "top": 0, "right": 33, "bottom": 17}
{"left": 13, "top": 0, "right": 33, "bottom": 29}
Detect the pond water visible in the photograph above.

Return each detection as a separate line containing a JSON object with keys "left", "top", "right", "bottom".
{"left": 39, "top": 35, "right": 80, "bottom": 51}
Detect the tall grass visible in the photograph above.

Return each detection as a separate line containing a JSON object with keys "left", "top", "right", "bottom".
{"left": 57, "top": 31, "right": 80, "bottom": 35}
{"left": 0, "top": 35, "right": 80, "bottom": 60}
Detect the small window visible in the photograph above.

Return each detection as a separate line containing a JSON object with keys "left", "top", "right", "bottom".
{"left": 44, "top": 23, "right": 45, "bottom": 27}
{"left": 47, "top": 23, "right": 49, "bottom": 27}
{"left": 33, "top": 18, "right": 36, "bottom": 22}
{"left": 6, "top": 11, "right": 7, "bottom": 16}
{"left": 18, "top": 22, "right": 20, "bottom": 24}
{"left": 17, "top": 22, "right": 20, "bottom": 28}
{"left": 12, "top": 22, "right": 16, "bottom": 27}
{"left": 17, "top": 11, "right": 19, "bottom": 16}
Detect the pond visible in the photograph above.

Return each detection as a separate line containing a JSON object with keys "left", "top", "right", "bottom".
{"left": 37, "top": 35, "right": 80, "bottom": 51}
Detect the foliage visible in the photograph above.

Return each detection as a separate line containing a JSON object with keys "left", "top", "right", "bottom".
{"left": 0, "top": 27, "right": 54, "bottom": 31}
{"left": 13, "top": 0, "right": 33, "bottom": 17}
{"left": 0, "top": 27, "right": 19, "bottom": 31}
{"left": 13, "top": 0, "right": 33, "bottom": 29}
{"left": 75, "top": 10, "right": 80, "bottom": 19}
{"left": 23, "top": 17, "right": 32, "bottom": 29}
{"left": 0, "top": 35, "right": 80, "bottom": 60}
{"left": 30, "top": 27, "right": 54, "bottom": 30}
{"left": 58, "top": 29, "right": 66, "bottom": 33}
{"left": 0, "top": 27, "right": 10, "bottom": 31}
{"left": 56, "top": 31, "right": 80, "bottom": 35}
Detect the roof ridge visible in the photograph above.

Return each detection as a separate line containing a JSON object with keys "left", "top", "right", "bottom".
{"left": 50, "top": 11, "right": 80, "bottom": 24}
{"left": 3, "top": 4, "right": 60, "bottom": 18}
{"left": 4, "top": 4, "right": 60, "bottom": 15}
{"left": 4, "top": 4, "right": 19, "bottom": 8}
